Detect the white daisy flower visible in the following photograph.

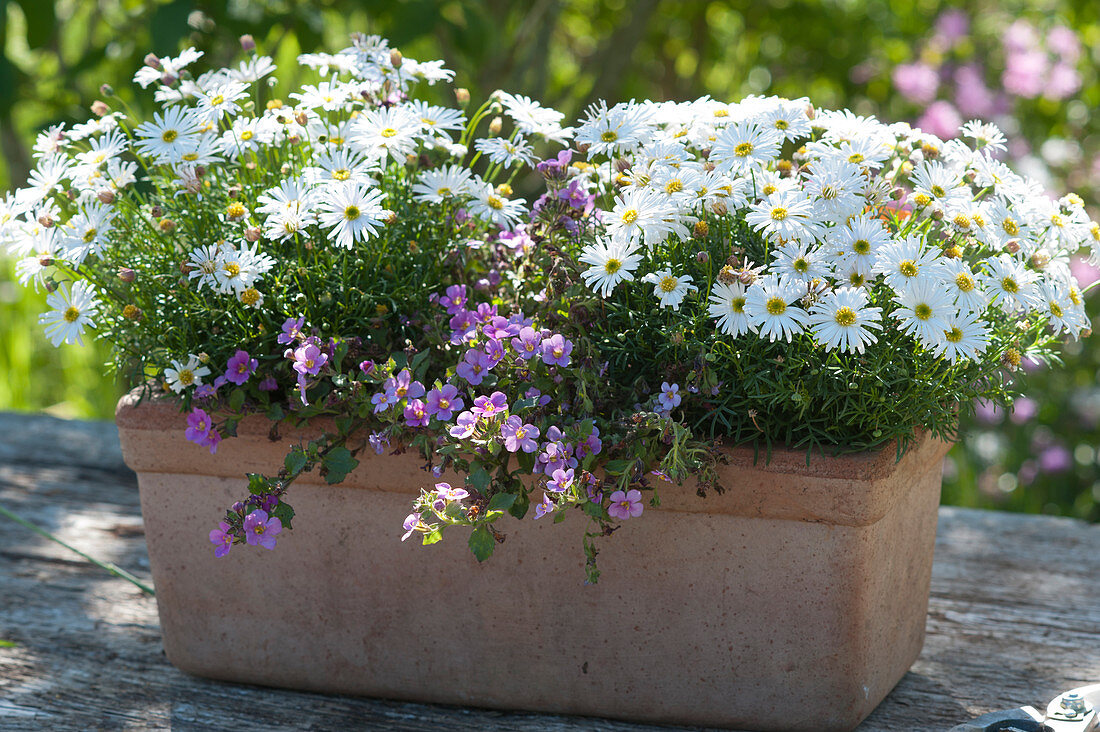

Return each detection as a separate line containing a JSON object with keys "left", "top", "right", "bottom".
{"left": 133, "top": 47, "right": 204, "bottom": 88}
{"left": 709, "top": 120, "right": 783, "bottom": 174}
{"left": 39, "top": 280, "right": 99, "bottom": 347}
{"left": 411, "top": 165, "right": 474, "bottom": 204}
{"left": 303, "top": 148, "right": 377, "bottom": 189}
{"left": 909, "top": 160, "right": 967, "bottom": 210}
{"left": 893, "top": 279, "right": 955, "bottom": 349}
{"left": 257, "top": 178, "right": 318, "bottom": 218}
{"left": 474, "top": 135, "right": 536, "bottom": 167}
{"left": 934, "top": 310, "right": 989, "bottom": 362}
{"left": 959, "top": 120, "right": 1007, "bottom": 155}
{"left": 744, "top": 275, "right": 810, "bottom": 342}
{"left": 642, "top": 269, "right": 698, "bottom": 309}
{"left": 940, "top": 258, "right": 988, "bottom": 314}
{"left": 498, "top": 92, "right": 566, "bottom": 137}
{"left": 574, "top": 100, "right": 652, "bottom": 158}
{"left": 873, "top": 236, "right": 947, "bottom": 292}
{"left": 194, "top": 80, "right": 250, "bottom": 123}
{"left": 708, "top": 281, "right": 755, "bottom": 337}
{"left": 228, "top": 56, "right": 276, "bottom": 83}
{"left": 1038, "top": 279, "right": 1088, "bottom": 338}
{"left": 351, "top": 106, "right": 419, "bottom": 163}
{"left": 760, "top": 101, "right": 813, "bottom": 143}
{"left": 802, "top": 157, "right": 865, "bottom": 222}
{"left": 289, "top": 81, "right": 351, "bottom": 112}
{"left": 579, "top": 238, "right": 643, "bottom": 297}
{"left": 404, "top": 100, "right": 466, "bottom": 139}
{"left": 468, "top": 182, "right": 526, "bottom": 229}
{"left": 981, "top": 254, "right": 1040, "bottom": 313}
{"left": 164, "top": 354, "right": 211, "bottom": 394}
{"left": 771, "top": 241, "right": 830, "bottom": 283}
{"left": 186, "top": 242, "right": 225, "bottom": 291}
{"left": 318, "top": 182, "right": 388, "bottom": 248}
{"left": 744, "top": 191, "right": 823, "bottom": 244}
{"left": 806, "top": 286, "right": 883, "bottom": 354}
{"left": 829, "top": 213, "right": 889, "bottom": 278}
{"left": 605, "top": 187, "right": 680, "bottom": 247}
{"left": 133, "top": 106, "right": 202, "bottom": 164}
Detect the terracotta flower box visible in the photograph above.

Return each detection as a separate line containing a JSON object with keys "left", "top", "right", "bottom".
{"left": 116, "top": 390, "right": 951, "bottom": 732}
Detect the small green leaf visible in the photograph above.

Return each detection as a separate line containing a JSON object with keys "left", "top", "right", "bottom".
{"left": 272, "top": 501, "right": 295, "bottom": 530}
{"left": 583, "top": 501, "right": 606, "bottom": 519}
{"left": 423, "top": 529, "right": 443, "bottom": 545}
{"left": 467, "top": 467, "right": 491, "bottom": 493}
{"left": 267, "top": 403, "right": 285, "bottom": 421}
{"left": 509, "top": 490, "right": 530, "bottom": 519}
{"left": 512, "top": 396, "right": 538, "bottom": 411}
{"left": 321, "top": 447, "right": 358, "bottom": 484}
{"left": 284, "top": 449, "right": 308, "bottom": 475}
{"left": 516, "top": 449, "right": 536, "bottom": 473}
{"left": 246, "top": 473, "right": 268, "bottom": 495}
{"left": 222, "top": 418, "right": 239, "bottom": 438}
{"left": 229, "top": 388, "right": 246, "bottom": 412}
{"left": 487, "top": 492, "right": 517, "bottom": 512}
{"left": 468, "top": 526, "right": 495, "bottom": 562}
{"left": 335, "top": 415, "right": 354, "bottom": 435}
{"left": 604, "top": 459, "right": 634, "bottom": 476}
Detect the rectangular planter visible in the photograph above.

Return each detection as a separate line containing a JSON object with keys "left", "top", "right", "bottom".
{"left": 116, "top": 391, "right": 951, "bottom": 731}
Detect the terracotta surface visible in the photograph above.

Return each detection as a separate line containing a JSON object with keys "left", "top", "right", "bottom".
{"left": 116, "top": 391, "right": 952, "bottom": 732}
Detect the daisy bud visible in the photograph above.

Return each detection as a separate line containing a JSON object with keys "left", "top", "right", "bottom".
{"left": 891, "top": 187, "right": 905, "bottom": 200}
{"left": 280, "top": 163, "right": 292, "bottom": 176}
{"left": 160, "top": 219, "right": 177, "bottom": 233}
{"left": 38, "top": 255, "right": 53, "bottom": 267}
{"left": 613, "top": 157, "right": 632, "bottom": 173}
{"left": 44, "top": 279, "right": 58, "bottom": 293}
{"left": 964, "top": 170, "right": 977, "bottom": 183}
{"left": 91, "top": 100, "right": 109, "bottom": 117}
{"left": 150, "top": 205, "right": 164, "bottom": 217}
{"left": 695, "top": 251, "right": 710, "bottom": 264}
{"left": 66, "top": 189, "right": 76, "bottom": 201}
{"left": 117, "top": 267, "right": 136, "bottom": 283}
{"left": 160, "top": 73, "right": 177, "bottom": 87}
{"left": 38, "top": 214, "right": 54, "bottom": 228}
{"left": 776, "top": 159, "right": 793, "bottom": 176}
{"left": 179, "top": 260, "right": 193, "bottom": 274}
{"left": 1002, "top": 347, "right": 1022, "bottom": 370}
{"left": 295, "top": 111, "right": 309, "bottom": 126}
{"left": 389, "top": 49, "right": 403, "bottom": 68}
{"left": 805, "top": 104, "right": 816, "bottom": 119}
{"left": 710, "top": 200, "right": 728, "bottom": 217}
{"left": 239, "top": 34, "right": 256, "bottom": 52}
{"left": 227, "top": 185, "right": 242, "bottom": 199}
{"left": 1005, "top": 239, "right": 1020, "bottom": 254}
{"left": 930, "top": 208, "right": 944, "bottom": 221}
{"left": 244, "top": 227, "right": 261, "bottom": 242}
{"left": 266, "top": 99, "right": 283, "bottom": 110}
{"left": 1031, "top": 251, "right": 1050, "bottom": 269}
{"left": 702, "top": 161, "right": 715, "bottom": 172}
{"left": 738, "top": 271, "right": 757, "bottom": 285}
{"left": 385, "top": 211, "right": 398, "bottom": 225}
{"left": 454, "top": 87, "right": 470, "bottom": 105}
{"left": 99, "top": 83, "right": 115, "bottom": 97}
{"left": 194, "top": 166, "right": 206, "bottom": 178}
{"left": 122, "top": 304, "right": 142, "bottom": 321}
{"left": 921, "top": 142, "right": 940, "bottom": 159}
{"left": 97, "top": 189, "right": 115, "bottom": 204}
{"left": 143, "top": 53, "right": 162, "bottom": 69}
{"left": 488, "top": 116, "right": 503, "bottom": 136}
{"left": 1081, "top": 328, "right": 1092, "bottom": 339}
{"left": 693, "top": 221, "right": 709, "bottom": 239}
{"left": 717, "top": 265, "right": 738, "bottom": 285}
{"left": 495, "top": 183, "right": 513, "bottom": 197}
{"left": 944, "top": 246, "right": 962, "bottom": 259}
{"left": 246, "top": 161, "right": 257, "bottom": 170}
{"left": 576, "top": 142, "right": 590, "bottom": 154}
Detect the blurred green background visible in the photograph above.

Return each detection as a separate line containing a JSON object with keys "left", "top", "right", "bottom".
{"left": 2, "top": 0, "right": 1100, "bottom": 519}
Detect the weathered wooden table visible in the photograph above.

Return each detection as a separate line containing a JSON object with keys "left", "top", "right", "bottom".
{"left": 1, "top": 411, "right": 1097, "bottom": 732}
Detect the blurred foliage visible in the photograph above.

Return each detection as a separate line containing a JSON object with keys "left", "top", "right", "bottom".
{"left": 2, "top": 0, "right": 1099, "bottom": 518}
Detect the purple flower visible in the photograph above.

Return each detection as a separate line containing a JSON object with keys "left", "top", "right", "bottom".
{"left": 474, "top": 302, "right": 497, "bottom": 323}
{"left": 497, "top": 227, "right": 534, "bottom": 254}
{"left": 359, "top": 359, "right": 376, "bottom": 376}
{"left": 193, "top": 384, "right": 217, "bottom": 400}
{"left": 209, "top": 521, "right": 234, "bottom": 558}
{"left": 200, "top": 428, "right": 222, "bottom": 454}
{"left": 225, "top": 349, "right": 258, "bottom": 386}
{"left": 1047, "top": 24, "right": 1082, "bottom": 63}
{"left": 278, "top": 316, "right": 306, "bottom": 345}
{"left": 456, "top": 348, "right": 492, "bottom": 385}
{"left": 185, "top": 408, "right": 212, "bottom": 443}
{"left": 916, "top": 100, "right": 962, "bottom": 139}
{"left": 484, "top": 316, "right": 520, "bottom": 340}
{"left": 525, "top": 387, "right": 553, "bottom": 407}
{"left": 425, "top": 384, "right": 464, "bottom": 421}
{"left": 449, "top": 309, "right": 478, "bottom": 344}
{"left": 449, "top": 410, "right": 478, "bottom": 439}
{"left": 533, "top": 493, "right": 555, "bottom": 520}
{"left": 369, "top": 431, "right": 390, "bottom": 455}
{"left": 953, "top": 65, "right": 999, "bottom": 118}
{"left": 483, "top": 338, "right": 506, "bottom": 368}
{"left": 658, "top": 382, "right": 682, "bottom": 412}
{"left": 892, "top": 62, "right": 939, "bottom": 105}
{"left": 1039, "top": 445, "right": 1072, "bottom": 474}
{"left": 1009, "top": 397, "right": 1038, "bottom": 425}
{"left": 501, "top": 415, "right": 540, "bottom": 453}
{"left": 547, "top": 468, "right": 575, "bottom": 494}
{"left": 388, "top": 369, "right": 425, "bottom": 400}
{"left": 536, "top": 148, "right": 573, "bottom": 179}
{"left": 557, "top": 180, "right": 594, "bottom": 211}
{"left": 540, "top": 333, "right": 573, "bottom": 367}
{"left": 289, "top": 343, "right": 327, "bottom": 376}
{"left": 435, "top": 482, "right": 469, "bottom": 502}
{"left": 439, "top": 284, "right": 468, "bottom": 315}
{"left": 404, "top": 398, "right": 430, "bottom": 428}
{"left": 608, "top": 489, "right": 644, "bottom": 520}
{"left": 258, "top": 376, "right": 278, "bottom": 391}
{"left": 933, "top": 8, "right": 969, "bottom": 47}
{"left": 576, "top": 425, "right": 603, "bottom": 459}
{"left": 511, "top": 326, "right": 542, "bottom": 361}
{"left": 243, "top": 509, "right": 282, "bottom": 550}
{"left": 472, "top": 391, "right": 508, "bottom": 418}
{"left": 371, "top": 388, "right": 398, "bottom": 413}
{"left": 401, "top": 512, "right": 421, "bottom": 541}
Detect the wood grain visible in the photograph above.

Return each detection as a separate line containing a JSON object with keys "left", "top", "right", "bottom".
{"left": 0, "top": 411, "right": 1097, "bottom": 731}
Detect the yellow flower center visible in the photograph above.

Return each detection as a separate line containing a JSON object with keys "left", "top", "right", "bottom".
{"left": 1001, "top": 277, "right": 1018, "bottom": 294}
{"left": 834, "top": 307, "right": 857, "bottom": 326}
{"left": 240, "top": 288, "right": 261, "bottom": 306}
{"left": 1050, "top": 213, "right": 1064, "bottom": 227}
{"left": 345, "top": 205, "right": 361, "bottom": 220}
{"left": 178, "top": 369, "right": 194, "bottom": 385}
{"left": 665, "top": 179, "right": 683, "bottom": 194}
{"left": 771, "top": 207, "right": 788, "bottom": 221}
{"left": 713, "top": 109, "right": 729, "bottom": 118}
{"left": 380, "top": 127, "right": 398, "bottom": 138}
{"left": 766, "top": 296, "right": 786, "bottom": 315}
{"left": 487, "top": 196, "right": 504, "bottom": 211}
{"left": 914, "top": 303, "right": 932, "bottom": 320}
{"left": 848, "top": 153, "right": 865, "bottom": 164}
{"left": 659, "top": 276, "right": 678, "bottom": 293}
{"left": 601, "top": 130, "right": 618, "bottom": 142}
{"left": 953, "top": 214, "right": 970, "bottom": 229}
{"left": 793, "top": 257, "right": 809, "bottom": 273}
{"left": 849, "top": 272, "right": 865, "bottom": 286}
{"left": 913, "top": 193, "right": 932, "bottom": 207}
{"left": 945, "top": 327, "right": 963, "bottom": 343}
{"left": 210, "top": 94, "right": 225, "bottom": 106}
{"left": 437, "top": 187, "right": 452, "bottom": 197}
{"left": 762, "top": 184, "right": 777, "bottom": 195}
{"left": 820, "top": 185, "right": 838, "bottom": 200}
{"left": 930, "top": 185, "right": 946, "bottom": 198}
{"left": 731, "top": 296, "right": 746, "bottom": 313}
{"left": 83, "top": 228, "right": 97, "bottom": 243}
{"left": 227, "top": 202, "right": 246, "bottom": 218}
{"left": 182, "top": 152, "right": 198, "bottom": 162}
{"left": 332, "top": 168, "right": 351, "bottom": 181}
{"left": 899, "top": 260, "right": 919, "bottom": 277}
{"left": 240, "top": 130, "right": 254, "bottom": 141}
{"left": 955, "top": 273, "right": 975, "bottom": 292}
{"left": 224, "top": 262, "right": 241, "bottom": 278}
{"left": 604, "top": 258, "right": 622, "bottom": 274}
{"left": 1002, "top": 217, "right": 1019, "bottom": 236}
{"left": 621, "top": 209, "right": 638, "bottom": 224}
{"left": 734, "top": 142, "right": 754, "bottom": 157}
{"left": 161, "top": 129, "right": 178, "bottom": 143}
{"left": 63, "top": 306, "right": 80, "bottom": 323}
{"left": 853, "top": 239, "right": 870, "bottom": 255}
{"left": 1050, "top": 301, "right": 1063, "bottom": 318}
{"left": 1070, "top": 288, "right": 1082, "bottom": 306}
{"left": 774, "top": 119, "right": 789, "bottom": 130}
{"left": 1004, "top": 348, "right": 1022, "bottom": 367}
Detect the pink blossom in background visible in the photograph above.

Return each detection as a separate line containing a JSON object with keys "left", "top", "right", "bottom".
{"left": 953, "top": 65, "right": 999, "bottom": 118}
{"left": 1003, "top": 19, "right": 1039, "bottom": 53}
{"left": 974, "top": 399, "right": 1004, "bottom": 425}
{"left": 893, "top": 62, "right": 940, "bottom": 104}
{"left": 1009, "top": 396, "right": 1038, "bottom": 424}
{"left": 1045, "top": 63, "right": 1082, "bottom": 100}
{"left": 1002, "top": 48, "right": 1049, "bottom": 98}
{"left": 1070, "top": 256, "right": 1100, "bottom": 291}
{"left": 1046, "top": 24, "right": 1081, "bottom": 63}
{"left": 916, "top": 100, "right": 962, "bottom": 138}
{"left": 933, "top": 9, "right": 970, "bottom": 48}
{"left": 1039, "top": 445, "right": 1072, "bottom": 474}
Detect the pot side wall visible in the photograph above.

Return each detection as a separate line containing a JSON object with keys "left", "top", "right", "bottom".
{"left": 117, "top": 394, "right": 949, "bottom": 732}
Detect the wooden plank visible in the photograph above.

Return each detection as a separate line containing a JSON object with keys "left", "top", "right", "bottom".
{"left": 0, "top": 412, "right": 1097, "bottom": 731}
